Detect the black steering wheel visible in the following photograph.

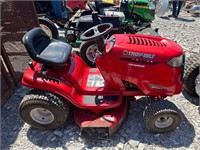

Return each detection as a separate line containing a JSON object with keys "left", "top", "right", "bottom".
{"left": 80, "top": 23, "right": 113, "bottom": 41}
{"left": 87, "top": 2, "right": 96, "bottom": 11}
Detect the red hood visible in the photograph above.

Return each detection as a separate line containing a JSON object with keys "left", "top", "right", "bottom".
{"left": 107, "top": 34, "right": 183, "bottom": 63}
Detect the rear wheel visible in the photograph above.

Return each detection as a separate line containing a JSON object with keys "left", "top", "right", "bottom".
{"left": 143, "top": 100, "right": 181, "bottom": 133}
{"left": 80, "top": 40, "right": 98, "bottom": 67}
{"left": 19, "top": 89, "right": 70, "bottom": 130}
{"left": 38, "top": 18, "right": 59, "bottom": 39}
{"left": 183, "top": 53, "right": 200, "bottom": 97}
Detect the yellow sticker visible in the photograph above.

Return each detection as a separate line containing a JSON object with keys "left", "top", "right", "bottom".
{"left": 134, "top": 5, "right": 149, "bottom": 9}
{"left": 102, "top": 0, "right": 115, "bottom": 4}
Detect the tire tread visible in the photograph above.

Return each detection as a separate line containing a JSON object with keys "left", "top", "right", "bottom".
{"left": 19, "top": 89, "right": 70, "bottom": 130}
{"left": 183, "top": 53, "right": 200, "bottom": 96}
{"left": 143, "top": 100, "right": 181, "bottom": 133}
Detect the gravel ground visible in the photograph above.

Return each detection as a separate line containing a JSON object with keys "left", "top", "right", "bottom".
{"left": 1, "top": 10, "right": 200, "bottom": 150}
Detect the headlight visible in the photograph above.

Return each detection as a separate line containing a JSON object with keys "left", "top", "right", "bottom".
{"left": 148, "top": 3, "right": 155, "bottom": 10}
{"left": 167, "top": 54, "right": 184, "bottom": 67}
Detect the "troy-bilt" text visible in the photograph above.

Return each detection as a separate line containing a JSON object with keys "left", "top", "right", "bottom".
{"left": 123, "top": 50, "right": 155, "bottom": 59}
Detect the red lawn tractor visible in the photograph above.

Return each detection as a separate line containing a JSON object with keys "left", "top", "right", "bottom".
{"left": 19, "top": 23, "right": 184, "bottom": 139}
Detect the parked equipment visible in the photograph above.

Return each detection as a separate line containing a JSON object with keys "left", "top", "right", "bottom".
{"left": 65, "top": 0, "right": 158, "bottom": 66}
{"left": 19, "top": 23, "right": 184, "bottom": 139}
{"left": 183, "top": 0, "right": 200, "bottom": 16}
{"left": 65, "top": 0, "right": 156, "bottom": 43}
{"left": 34, "top": 0, "right": 74, "bottom": 39}
{"left": 154, "top": 0, "right": 169, "bottom": 17}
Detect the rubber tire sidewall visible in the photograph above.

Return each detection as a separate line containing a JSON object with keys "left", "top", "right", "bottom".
{"left": 145, "top": 111, "right": 181, "bottom": 133}
{"left": 143, "top": 100, "right": 181, "bottom": 133}
{"left": 20, "top": 101, "right": 67, "bottom": 130}
{"left": 183, "top": 53, "right": 200, "bottom": 97}
{"left": 80, "top": 40, "right": 97, "bottom": 67}
{"left": 19, "top": 90, "right": 70, "bottom": 130}
{"left": 38, "top": 18, "right": 59, "bottom": 39}
{"left": 185, "top": 68, "right": 199, "bottom": 96}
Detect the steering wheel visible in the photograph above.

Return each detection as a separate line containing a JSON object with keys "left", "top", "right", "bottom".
{"left": 87, "top": 2, "right": 96, "bottom": 11}
{"left": 80, "top": 23, "right": 113, "bottom": 41}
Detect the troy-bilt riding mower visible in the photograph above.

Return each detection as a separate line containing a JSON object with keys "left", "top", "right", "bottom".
{"left": 65, "top": 0, "right": 157, "bottom": 67}
{"left": 19, "top": 23, "right": 184, "bottom": 139}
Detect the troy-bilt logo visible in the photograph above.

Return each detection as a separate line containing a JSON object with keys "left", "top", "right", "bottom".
{"left": 123, "top": 50, "right": 155, "bottom": 59}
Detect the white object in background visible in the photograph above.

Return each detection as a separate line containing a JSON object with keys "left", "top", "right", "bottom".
{"left": 155, "top": 0, "right": 169, "bottom": 17}
{"left": 190, "top": 5, "right": 200, "bottom": 14}
{"left": 104, "top": 11, "right": 125, "bottom": 21}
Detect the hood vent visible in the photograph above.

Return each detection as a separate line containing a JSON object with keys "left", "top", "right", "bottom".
{"left": 129, "top": 36, "right": 166, "bottom": 47}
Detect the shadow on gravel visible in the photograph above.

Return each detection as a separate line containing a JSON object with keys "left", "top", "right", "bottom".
{"left": 160, "top": 16, "right": 171, "bottom": 20}
{"left": 1, "top": 85, "right": 29, "bottom": 150}
{"left": 26, "top": 117, "right": 81, "bottom": 149}
{"left": 176, "top": 17, "right": 195, "bottom": 22}
{"left": 182, "top": 89, "right": 199, "bottom": 106}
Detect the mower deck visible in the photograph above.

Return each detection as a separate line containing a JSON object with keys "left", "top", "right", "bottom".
{"left": 74, "top": 100, "right": 128, "bottom": 140}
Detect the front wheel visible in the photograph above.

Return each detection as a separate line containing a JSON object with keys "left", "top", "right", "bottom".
{"left": 143, "top": 100, "right": 181, "bottom": 133}
{"left": 80, "top": 40, "right": 98, "bottom": 67}
{"left": 19, "top": 89, "right": 70, "bottom": 130}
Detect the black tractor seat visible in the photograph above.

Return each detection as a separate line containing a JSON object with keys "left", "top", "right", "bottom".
{"left": 23, "top": 27, "right": 72, "bottom": 67}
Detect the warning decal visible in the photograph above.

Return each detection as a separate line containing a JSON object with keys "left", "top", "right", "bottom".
{"left": 87, "top": 74, "right": 105, "bottom": 87}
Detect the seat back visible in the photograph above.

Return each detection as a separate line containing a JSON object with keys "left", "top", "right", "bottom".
{"left": 23, "top": 27, "right": 72, "bottom": 67}
{"left": 22, "top": 27, "right": 50, "bottom": 61}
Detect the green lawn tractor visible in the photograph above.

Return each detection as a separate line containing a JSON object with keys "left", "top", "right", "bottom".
{"left": 120, "top": 0, "right": 155, "bottom": 23}
{"left": 65, "top": 0, "right": 158, "bottom": 67}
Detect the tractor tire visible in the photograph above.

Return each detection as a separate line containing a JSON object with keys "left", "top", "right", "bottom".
{"left": 19, "top": 89, "right": 70, "bottom": 130}
{"left": 143, "top": 100, "right": 181, "bottom": 133}
{"left": 80, "top": 40, "right": 98, "bottom": 67}
{"left": 183, "top": 53, "right": 200, "bottom": 97}
{"left": 38, "top": 18, "right": 59, "bottom": 39}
